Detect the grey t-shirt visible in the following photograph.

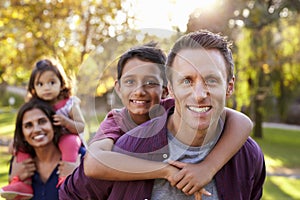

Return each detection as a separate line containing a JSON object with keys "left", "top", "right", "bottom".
{"left": 151, "top": 119, "right": 224, "bottom": 200}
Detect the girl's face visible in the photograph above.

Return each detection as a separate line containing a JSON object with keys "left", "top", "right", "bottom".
{"left": 22, "top": 108, "right": 55, "bottom": 148}
{"left": 34, "top": 70, "right": 62, "bottom": 102}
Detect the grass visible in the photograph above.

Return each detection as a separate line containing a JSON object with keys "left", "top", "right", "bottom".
{"left": 0, "top": 108, "right": 299, "bottom": 199}
{"left": 254, "top": 128, "right": 300, "bottom": 200}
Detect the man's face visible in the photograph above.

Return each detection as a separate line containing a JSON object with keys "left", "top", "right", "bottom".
{"left": 115, "top": 57, "right": 166, "bottom": 124}
{"left": 168, "top": 48, "right": 234, "bottom": 133}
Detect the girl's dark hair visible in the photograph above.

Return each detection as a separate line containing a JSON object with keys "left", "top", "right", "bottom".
{"left": 28, "top": 59, "right": 71, "bottom": 100}
{"left": 117, "top": 42, "right": 167, "bottom": 87}
{"left": 13, "top": 99, "right": 62, "bottom": 157}
{"left": 166, "top": 30, "right": 234, "bottom": 83}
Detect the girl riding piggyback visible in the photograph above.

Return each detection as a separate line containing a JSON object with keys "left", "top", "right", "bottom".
{"left": 1, "top": 59, "right": 85, "bottom": 199}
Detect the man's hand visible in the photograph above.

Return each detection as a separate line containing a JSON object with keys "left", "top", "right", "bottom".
{"left": 10, "top": 157, "right": 36, "bottom": 182}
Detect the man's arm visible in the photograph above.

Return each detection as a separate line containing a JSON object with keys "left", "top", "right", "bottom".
{"left": 168, "top": 107, "right": 253, "bottom": 195}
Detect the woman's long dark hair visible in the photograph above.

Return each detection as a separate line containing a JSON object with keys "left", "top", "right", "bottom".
{"left": 13, "top": 99, "right": 62, "bottom": 157}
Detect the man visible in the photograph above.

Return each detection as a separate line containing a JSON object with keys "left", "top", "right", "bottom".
{"left": 60, "top": 31, "right": 265, "bottom": 200}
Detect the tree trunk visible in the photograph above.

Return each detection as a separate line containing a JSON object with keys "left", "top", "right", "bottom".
{"left": 254, "top": 97, "right": 263, "bottom": 138}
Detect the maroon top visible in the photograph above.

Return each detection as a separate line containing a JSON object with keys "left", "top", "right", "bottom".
{"left": 59, "top": 103, "right": 265, "bottom": 200}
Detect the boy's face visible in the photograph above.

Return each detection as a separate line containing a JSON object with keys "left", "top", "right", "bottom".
{"left": 115, "top": 57, "right": 166, "bottom": 124}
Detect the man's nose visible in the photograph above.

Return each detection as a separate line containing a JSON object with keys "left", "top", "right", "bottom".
{"left": 194, "top": 81, "right": 209, "bottom": 100}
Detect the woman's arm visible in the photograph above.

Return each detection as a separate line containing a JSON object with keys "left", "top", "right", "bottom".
{"left": 84, "top": 138, "right": 178, "bottom": 181}
{"left": 169, "top": 107, "right": 253, "bottom": 195}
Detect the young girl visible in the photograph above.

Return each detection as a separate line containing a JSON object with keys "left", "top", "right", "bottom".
{"left": 1, "top": 59, "right": 85, "bottom": 199}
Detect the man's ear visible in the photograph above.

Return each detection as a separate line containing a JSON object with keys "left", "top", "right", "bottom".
{"left": 167, "top": 82, "right": 174, "bottom": 98}
{"left": 226, "top": 76, "right": 235, "bottom": 97}
{"left": 161, "top": 86, "right": 169, "bottom": 99}
{"left": 114, "top": 80, "right": 122, "bottom": 99}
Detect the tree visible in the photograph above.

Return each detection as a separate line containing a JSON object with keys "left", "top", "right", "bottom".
{"left": 0, "top": 0, "right": 134, "bottom": 85}
{"left": 187, "top": 0, "right": 300, "bottom": 138}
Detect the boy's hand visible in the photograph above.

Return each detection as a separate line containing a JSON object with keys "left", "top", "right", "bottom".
{"left": 168, "top": 160, "right": 213, "bottom": 196}
{"left": 194, "top": 189, "right": 212, "bottom": 200}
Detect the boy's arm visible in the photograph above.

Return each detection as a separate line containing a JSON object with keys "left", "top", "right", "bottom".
{"left": 202, "top": 107, "right": 253, "bottom": 178}
{"left": 84, "top": 139, "right": 179, "bottom": 181}
{"left": 169, "top": 107, "right": 253, "bottom": 195}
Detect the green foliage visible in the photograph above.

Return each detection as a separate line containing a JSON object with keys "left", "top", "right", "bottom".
{"left": 0, "top": 91, "right": 24, "bottom": 109}
{"left": 0, "top": 0, "right": 133, "bottom": 85}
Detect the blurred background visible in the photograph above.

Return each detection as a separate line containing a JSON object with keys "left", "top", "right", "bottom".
{"left": 0, "top": 0, "right": 300, "bottom": 199}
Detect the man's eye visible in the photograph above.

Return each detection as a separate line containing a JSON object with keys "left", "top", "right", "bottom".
{"left": 206, "top": 78, "right": 217, "bottom": 85}
{"left": 183, "top": 79, "right": 191, "bottom": 85}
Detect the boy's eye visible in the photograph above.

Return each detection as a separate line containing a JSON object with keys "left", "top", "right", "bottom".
{"left": 124, "top": 79, "right": 134, "bottom": 85}
{"left": 144, "top": 80, "right": 160, "bottom": 87}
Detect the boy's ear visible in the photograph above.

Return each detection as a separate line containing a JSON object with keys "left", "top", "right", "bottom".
{"left": 114, "top": 80, "right": 122, "bottom": 99}
{"left": 226, "top": 77, "right": 235, "bottom": 97}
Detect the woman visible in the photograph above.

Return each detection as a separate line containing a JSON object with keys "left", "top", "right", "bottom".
{"left": 0, "top": 99, "right": 81, "bottom": 200}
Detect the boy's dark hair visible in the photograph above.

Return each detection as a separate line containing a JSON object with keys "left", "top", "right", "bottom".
{"left": 13, "top": 99, "right": 62, "bottom": 157}
{"left": 166, "top": 30, "right": 234, "bottom": 83}
{"left": 28, "top": 59, "right": 71, "bottom": 100}
{"left": 117, "top": 42, "right": 167, "bottom": 87}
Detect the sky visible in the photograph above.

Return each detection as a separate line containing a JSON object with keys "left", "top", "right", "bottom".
{"left": 129, "top": 0, "right": 218, "bottom": 32}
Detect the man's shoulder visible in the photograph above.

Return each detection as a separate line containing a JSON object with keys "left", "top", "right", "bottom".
{"left": 237, "top": 137, "right": 264, "bottom": 163}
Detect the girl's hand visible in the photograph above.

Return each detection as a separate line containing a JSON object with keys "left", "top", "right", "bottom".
{"left": 53, "top": 114, "right": 69, "bottom": 127}
{"left": 10, "top": 157, "right": 36, "bottom": 182}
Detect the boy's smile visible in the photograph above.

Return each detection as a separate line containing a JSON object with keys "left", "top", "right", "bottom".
{"left": 115, "top": 58, "right": 165, "bottom": 124}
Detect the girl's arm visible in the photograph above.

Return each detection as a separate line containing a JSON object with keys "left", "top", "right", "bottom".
{"left": 168, "top": 107, "right": 253, "bottom": 195}
{"left": 53, "top": 98, "right": 85, "bottom": 134}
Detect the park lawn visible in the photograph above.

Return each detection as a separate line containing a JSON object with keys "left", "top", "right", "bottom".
{"left": 0, "top": 109, "right": 300, "bottom": 199}
{"left": 254, "top": 127, "right": 300, "bottom": 200}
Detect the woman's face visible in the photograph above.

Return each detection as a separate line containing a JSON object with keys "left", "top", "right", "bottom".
{"left": 22, "top": 108, "right": 55, "bottom": 148}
